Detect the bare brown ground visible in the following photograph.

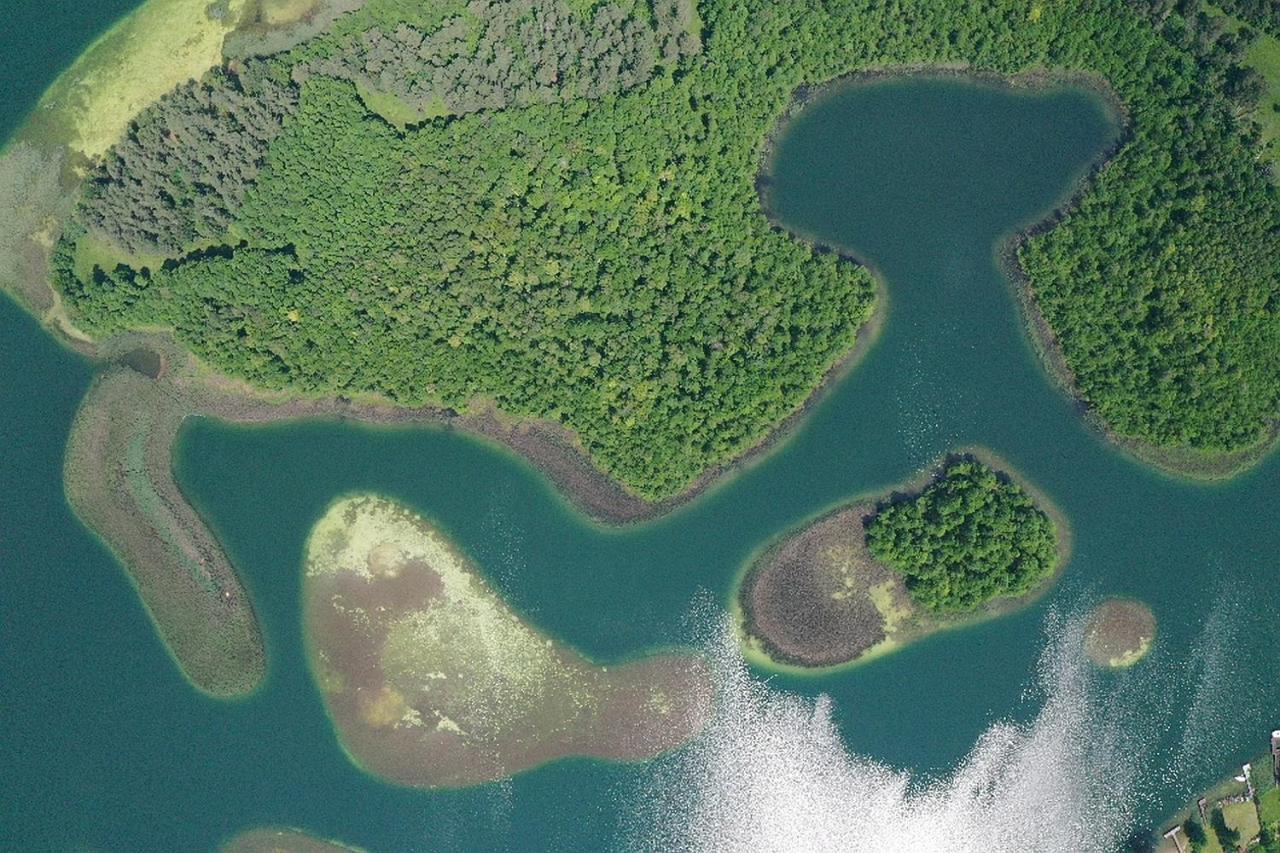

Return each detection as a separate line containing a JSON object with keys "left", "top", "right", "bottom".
{"left": 739, "top": 505, "right": 891, "bottom": 667}
{"left": 737, "top": 448, "right": 1072, "bottom": 670}
{"left": 1084, "top": 598, "right": 1156, "bottom": 668}
{"left": 222, "top": 827, "right": 364, "bottom": 853}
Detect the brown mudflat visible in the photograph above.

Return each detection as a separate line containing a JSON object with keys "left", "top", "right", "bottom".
{"left": 1084, "top": 598, "right": 1156, "bottom": 668}
{"left": 740, "top": 505, "right": 895, "bottom": 667}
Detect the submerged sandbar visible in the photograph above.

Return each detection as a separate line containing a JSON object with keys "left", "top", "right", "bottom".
{"left": 303, "top": 495, "right": 713, "bottom": 787}
{"left": 222, "top": 827, "right": 364, "bottom": 853}
{"left": 1084, "top": 598, "right": 1155, "bottom": 668}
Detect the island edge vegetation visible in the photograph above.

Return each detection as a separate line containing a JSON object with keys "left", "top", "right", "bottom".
{"left": 3, "top": 0, "right": 1279, "bottom": 694}
{"left": 734, "top": 449, "right": 1071, "bottom": 672}
{"left": 10, "top": 0, "right": 1280, "bottom": 505}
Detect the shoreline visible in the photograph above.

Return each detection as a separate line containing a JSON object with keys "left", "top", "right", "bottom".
{"left": 998, "top": 230, "right": 1280, "bottom": 483}
{"left": 31, "top": 263, "right": 888, "bottom": 527}
{"left": 21, "top": 63, "right": 1273, "bottom": 536}
{"left": 12, "top": 58, "right": 1274, "bottom": 695}
{"left": 764, "top": 65, "right": 1279, "bottom": 482}
{"left": 300, "top": 494, "right": 714, "bottom": 788}
{"left": 732, "top": 446, "right": 1073, "bottom": 675}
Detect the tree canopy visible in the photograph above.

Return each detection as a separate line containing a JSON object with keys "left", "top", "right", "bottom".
{"left": 55, "top": 0, "right": 1280, "bottom": 498}
{"left": 865, "top": 460, "right": 1059, "bottom": 613}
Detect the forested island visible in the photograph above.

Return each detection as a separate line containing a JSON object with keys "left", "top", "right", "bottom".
{"left": 735, "top": 451, "right": 1069, "bottom": 670}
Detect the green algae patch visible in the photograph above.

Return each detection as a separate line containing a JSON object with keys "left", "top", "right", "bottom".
{"left": 1084, "top": 598, "right": 1156, "bottom": 669}
{"left": 222, "top": 826, "right": 365, "bottom": 853}
{"left": 302, "top": 495, "right": 713, "bottom": 787}
{"left": 734, "top": 449, "right": 1071, "bottom": 672}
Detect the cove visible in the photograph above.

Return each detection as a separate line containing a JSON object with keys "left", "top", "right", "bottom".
{"left": 7, "top": 55, "right": 1280, "bottom": 853}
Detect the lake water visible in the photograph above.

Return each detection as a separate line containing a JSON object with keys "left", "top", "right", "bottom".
{"left": 4, "top": 6, "right": 1280, "bottom": 851}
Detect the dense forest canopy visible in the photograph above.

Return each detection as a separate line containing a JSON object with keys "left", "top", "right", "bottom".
{"left": 55, "top": 0, "right": 1280, "bottom": 497}
{"left": 865, "top": 461, "right": 1059, "bottom": 612}
{"left": 80, "top": 60, "right": 297, "bottom": 256}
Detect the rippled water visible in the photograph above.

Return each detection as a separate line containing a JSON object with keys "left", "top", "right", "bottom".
{"left": 629, "top": 612, "right": 1151, "bottom": 852}
{"left": 5, "top": 9, "right": 1280, "bottom": 852}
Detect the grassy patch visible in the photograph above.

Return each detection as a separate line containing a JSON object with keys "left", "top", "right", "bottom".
{"left": 1223, "top": 800, "right": 1261, "bottom": 844}
{"left": 1207, "top": 3, "right": 1280, "bottom": 173}
{"left": 1261, "top": 787, "right": 1280, "bottom": 827}
{"left": 21, "top": 0, "right": 249, "bottom": 158}
{"left": 72, "top": 233, "right": 168, "bottom": 282}
{"left": 1244, "top": 30, "right": 1280, "bottom": 164}
{"left": 257, "top": 0, "right": 318, "bottom": 25}
{"left": 355, "top": 83, "right": 441, "bottom": 129}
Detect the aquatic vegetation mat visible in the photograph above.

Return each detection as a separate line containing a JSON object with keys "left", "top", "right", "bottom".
{"left": 303, "top": 495, "right": 712, "bottom": 786}
{"left": 1083, "top": 598, "right": 1156, "bottom": 669}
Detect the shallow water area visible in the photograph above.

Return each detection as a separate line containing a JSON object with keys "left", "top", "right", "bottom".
{"left": 302, "top": 495, "right": 711, "bottom": 788}
{"left": 5, "top": 10, "right": 1280, "bottom": 851}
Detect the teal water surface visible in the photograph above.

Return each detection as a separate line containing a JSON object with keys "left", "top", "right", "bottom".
{"left": 4, "top": 7, "right": 1280, "bottom": 850}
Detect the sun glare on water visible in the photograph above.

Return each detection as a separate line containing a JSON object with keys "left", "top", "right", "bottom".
{"left": 627, "top": 613, "right": 1160, "bottom": 853}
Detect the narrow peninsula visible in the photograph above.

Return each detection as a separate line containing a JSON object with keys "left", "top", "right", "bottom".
{"left": 303, "top": 495, "right": 713, "bottom": 787}
{"left": 735, "top": 451, "right": 1070, "bottom": 670}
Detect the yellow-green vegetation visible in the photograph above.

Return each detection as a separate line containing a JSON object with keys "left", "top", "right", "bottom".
{"left": 1262, "top": 787, "right": 1280, "bottom": 827}
{"left": 302, "top": 495, "right": 712, "bottom": 787}
{"left": 353, "top": 82, "right": 438, "bottom": 129}
{"left": 70, "top": 233, "right": 169, "bottom": 285}
{"left": 221, "top": 826, "right": 365, "bottom": 853}
{"left": 254, "top": 0, "right": 321, "bottom": 26}
{"left": 1243, "top": 28, "right": 1280, "bottom": 163}
{"left": 1083, "top": 598, "right": 1156, "bottom": 668}
{"left": 1224, "top": 799, "right": 1262, "bottom": 844}
{"left": 19, "top": 0, "right": 250, "bottom": 158}
{"left": 63, "top": 364, "right": 265, "bottom": 697}
{"left": 734, "top": 450, "right": 1070, "bottom": 671}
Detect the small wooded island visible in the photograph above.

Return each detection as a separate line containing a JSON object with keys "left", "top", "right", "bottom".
{"left": 736, "top": 452, "right": 1069, "bottom": 669}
